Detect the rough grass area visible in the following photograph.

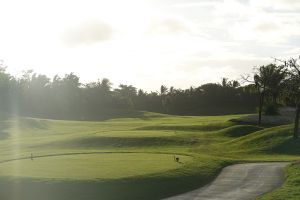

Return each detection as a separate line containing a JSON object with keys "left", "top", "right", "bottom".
{"left": 0, "top": 112, "right": 299, "bottom": 200}
{"left": 258, "top": 163, "right": 300, "bottom": 200}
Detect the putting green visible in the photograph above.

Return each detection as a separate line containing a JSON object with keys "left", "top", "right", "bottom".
{"left": 0, "top": 153, "right": 192, "bottom": 180}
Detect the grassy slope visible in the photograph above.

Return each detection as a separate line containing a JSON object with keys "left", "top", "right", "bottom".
{"left": 0, "top": 112, "right": 299, "bottom": 199}
{"left": 258, "top": 163, "right": 300, "bottom": 200}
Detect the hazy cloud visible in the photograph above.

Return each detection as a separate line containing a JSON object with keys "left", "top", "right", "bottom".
{"left": 236, "top": 0, "right": 250, "bottom": 5}
{"left": 174, "top": 57, "right": 271, "bottom": 85}
{"left": 171, "top": 0, "right": 223, "bottom": 7}
{"left": 148, "top": 18, "right": 190, "bottom": 35}
{"left": 63, "top": 20, "right": 113, "bottom": 46}
{"left": 276, "top": 0, "right": 300, "bottom": 4}
{"left": 255, "top": 22, "right": 279, "bottom": 32}
{"left": 254, "top": 0, "right": 300, "bottom": 12}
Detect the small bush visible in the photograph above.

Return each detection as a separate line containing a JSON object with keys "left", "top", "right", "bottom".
{"left": 263, "top": 103, "right": 279, "bottom": 115}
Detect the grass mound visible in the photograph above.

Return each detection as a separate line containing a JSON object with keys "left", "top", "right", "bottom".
{"left": 45, "top": 136, "right": 196, "bottom": 148}
{"left": 19, "top": 118, "right": 49, "bottom": 129}
{"left": 217, "top": 125, "right": 262, "bottom": 137}
{"left": 228, "top": 125, "right": 300, "bottom": 155}
{"left": 137, "top": 123, "right": 232, "bottom": 132}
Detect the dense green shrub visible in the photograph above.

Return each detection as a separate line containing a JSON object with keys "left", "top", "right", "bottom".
{"left": 263, "top": 103, "right": 279, "bottom": 115}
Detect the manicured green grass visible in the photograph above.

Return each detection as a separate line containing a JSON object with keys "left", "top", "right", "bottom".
{"left": 0, "top": 153, "right": 192, "bottom": 180}
{"left": 0, "top": 112, "right": 299, "bottom": 199}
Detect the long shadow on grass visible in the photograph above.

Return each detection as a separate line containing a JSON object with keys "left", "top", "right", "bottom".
{"left": 136, "top": 123, "right": 233, "bottom": 132}
{"left": 27, "top": 110, "right": 167, "bottom": 122}
{"left": 0, "top": 176, "right": 205, "bottom": 200}
{"left": 0, "top": 121, "right": 10, "bottom": 140}
{"left": 36, "top": 136, "right": 200, "bottom": 149}
{"left": 217, "top": 125, "right": 263, "bottom": 137}
{"left": 271, "top": 138, "right": 300, "bottom": 155}
{"left": 19, "top": 118, "right": 49, "bottom": 129}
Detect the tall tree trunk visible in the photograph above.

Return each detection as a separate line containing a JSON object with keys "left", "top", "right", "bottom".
{"left": 258, "top": 91, "right": 264, "bottom": 126}
{"left": 294, "top": 102, "right": 300, "bottom": 139}
{"left": 272, "top": 94, "right": 277, "bottom": 105}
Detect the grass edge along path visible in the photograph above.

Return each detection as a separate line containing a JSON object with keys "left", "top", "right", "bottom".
{"left": 258, "top": 162, "right": 300, "bottom": 200}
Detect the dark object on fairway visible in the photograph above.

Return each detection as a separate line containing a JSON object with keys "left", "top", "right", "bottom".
{"left": 30, "top": 153, "right": 33, "bottom": 161}
{"left": 174, "top": 155, "right": 179, "bottom": 162}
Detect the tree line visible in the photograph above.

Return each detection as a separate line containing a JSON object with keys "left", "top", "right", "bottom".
{"left": 1, "top": 56, "right": 300, "bottom": 139}
{"left": 0, "top": 65, "right": 259, "bottom": 120}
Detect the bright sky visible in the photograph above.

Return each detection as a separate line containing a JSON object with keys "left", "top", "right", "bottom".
{"left": 0, "top": 0, "right": 299, "bottom": 91}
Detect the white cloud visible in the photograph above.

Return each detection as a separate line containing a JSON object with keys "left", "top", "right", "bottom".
{"left": 148, "top": 18, "right": 190, "bottom": 35}
{"left": 172, "top": 0, "right": 223, "bottom": 8}
{"left": 63, "top": 20, "right": 113, "bottom": 46}
{"left": 253, "top": 0, "right": 300, "bottom": 9}
{"left": 255, "top": 22, "right": 279, "bottom": 32}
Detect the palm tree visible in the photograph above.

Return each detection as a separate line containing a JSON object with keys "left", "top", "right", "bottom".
{"left": 279, "top": 57, "right": 300, "bottom": 139}
{"left": 114, "top": 84, "right": 137, "bottom": 109}
{"left": 253, "top": 64, "right": 286, "bottom": 125}
{"left": 100, "top": 78, "right": 112, "bottom": 93}
{"left": 160, "top": 85, "right": 168, "bottom": 96}
{"left": 160, "top": 85, "right": 168, "bottom": 113}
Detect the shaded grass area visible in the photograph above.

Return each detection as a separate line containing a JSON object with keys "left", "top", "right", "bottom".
{"left": 24, "top": 109, "right": 170, "bottom": 122}
{"left": 39, "top": 136, "right": 199, "bottom": 148}
{"left": 0, "top": 121, "right": 10, "bottom": 140}
{"left": 272, "top": 138, "right": 300, "bottom": 155}
{"left": 226, "top": 125, "right": 300, "bottom": 155}
{"left": 136, "top": 122, "right": 233, "bottom": 132}
{"left": 216, "top": 125, "right": 262, "bottom": 137}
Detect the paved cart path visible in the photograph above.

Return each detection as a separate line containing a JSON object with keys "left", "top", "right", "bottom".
{"left": 165, "top": 162, "right": 288, "bottom": 200}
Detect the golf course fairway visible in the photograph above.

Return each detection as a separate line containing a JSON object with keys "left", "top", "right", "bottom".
{"left": 0, "top": 112, "right": 299, "bottom": 199}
